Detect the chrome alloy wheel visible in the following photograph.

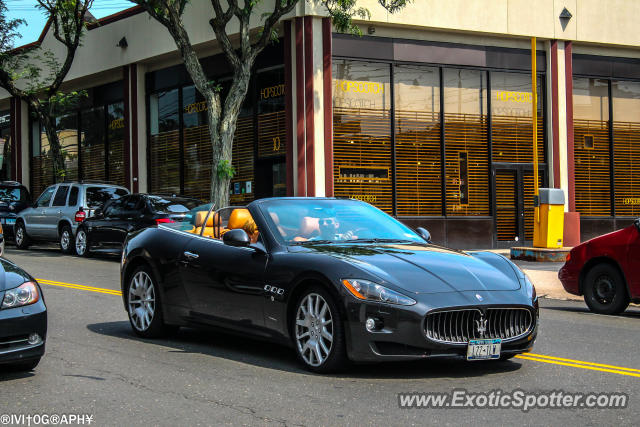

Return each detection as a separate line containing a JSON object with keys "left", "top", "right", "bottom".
{"left": 60, "top": 229, "right": 70, "bottom": 251}
{"left": 295, "top": 293, "right": 334, "bottom": 367}
{"left": 128, "top": 271, "right": 156, "bottom": 332}
{"left": 75, "top": 230, "right": 87, "bottom": 255}
{"left": 15, "top": 226, "right": 24, "bottom": 246}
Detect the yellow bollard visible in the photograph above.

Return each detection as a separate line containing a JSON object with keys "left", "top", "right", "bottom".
{"left": 533, "top": 188, "right": 565, "bottom": 248}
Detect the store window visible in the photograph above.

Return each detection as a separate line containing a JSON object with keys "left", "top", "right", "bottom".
{"left": 255, "top": 68, "right": 286, "bottom": 199}
{"left": 149, "top": 89, "right": 180, "bottom": 194}
{"left": 107, "top": 102, "right": 126, "bottom": 186}
{"left": 443, "top": 68, "right": 489, "bottom": 216}
{"left": 333, "top": 59, "right": 392, "bottom": 213}
{"left": 573, "top": 77, "right": 611, "bottom": 217}
{"left": 183, "top": 85, "right": 212, "bottom": 201}
{"left": 0, "top": 110, "right": 11, "bottom": 181}
{"left": 394, "top": 65, "right": 441, "bottom": 216}
{"left": 612, "top": 80, "right": 640, "bottom": 217}
{"left": 491, "top": 72, "right": 545, "bottom": 164}
{"left": 80, "top": 107, "right": 106, "bottom": 181}
{"left": 31, "top": 122, "right": 52, "bottom": 197}
{"left": 56, "top": 114, "right": 79, "bottom": 181}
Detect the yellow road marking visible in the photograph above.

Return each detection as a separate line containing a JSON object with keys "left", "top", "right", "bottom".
{"left": 515, "top": 354, "right": 640, "bottom": 378}
{"left": 523, "top": 352, "right": 640, "bottom": 373}
{"left": 36, "top": 278, "right": 122, "bottom": 296}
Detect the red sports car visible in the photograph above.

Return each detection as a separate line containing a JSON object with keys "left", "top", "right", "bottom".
{"left": 559, "top": 219, "right": 640, "bottom": 314}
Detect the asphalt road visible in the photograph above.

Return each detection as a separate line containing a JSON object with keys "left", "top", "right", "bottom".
{"left": 1, "top": 245, "right": 639, "bottom": 426}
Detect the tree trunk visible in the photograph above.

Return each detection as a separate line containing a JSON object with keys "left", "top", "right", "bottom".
{"left": 208, "top": 65, "right": 252, "bottom": 208}
{"left": 39, "top": 111, "right": 66, "bottom": 182}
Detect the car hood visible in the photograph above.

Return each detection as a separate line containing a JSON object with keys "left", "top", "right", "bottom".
{"left": 0, "top": 257, "right": 33, "bottom": 291}
{"left": 299, "top": 243, "right": 521, "bottom": 294}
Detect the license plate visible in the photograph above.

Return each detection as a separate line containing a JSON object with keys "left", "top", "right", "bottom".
{"left": 5, "top": 218, "right": 15, "bottom": 225}
{"left": 467, "top": 338, "right": 502, "bottom": 360}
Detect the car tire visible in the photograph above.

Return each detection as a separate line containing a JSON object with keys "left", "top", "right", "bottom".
{"left": 583, "top": 263, "right": 629, "bottom": 315}
{"left": 74, "top": 228, "right": 91, "bottom": 257}
{"left": 291, "top": 285, "right": 347, "bottom": 373}
{"left": 14, "top": 221, "right": 30, "bottom": 250}
{"left": 10, "top": 357, "right": 40, "bottom": 371}
{"left": 126, "top": 265, "right": 176, "bottom": 338}
{"left": 59, "top": 224, "right": 74, "bottom": 254}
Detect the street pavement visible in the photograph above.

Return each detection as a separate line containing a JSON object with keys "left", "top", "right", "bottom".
{"left": 1, "top": 245, "right": 639, "bottom": 426}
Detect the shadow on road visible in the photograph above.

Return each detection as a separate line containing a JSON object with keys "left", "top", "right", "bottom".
{"left": 0, "top": 368, "right": 36, "bottom": 381}
{"left": 87, "top": 320, "right": 523, "bottom": 379}
{"left": 5, "top": 247, "right": 119, "bottom": 263}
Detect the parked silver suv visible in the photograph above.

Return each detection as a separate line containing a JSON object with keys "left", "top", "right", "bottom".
{"left": 15, "top": 182, "right": 129, "bottom": 254}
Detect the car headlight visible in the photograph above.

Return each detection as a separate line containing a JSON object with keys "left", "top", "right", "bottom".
{"left": 341, "top": 279, "right": 416, "bottom": 306}
{"left": 1, "top": 281, "right": 40, "bottom": 309}
{"left": 523, "top": 274, "right": 536, "bottom": 301}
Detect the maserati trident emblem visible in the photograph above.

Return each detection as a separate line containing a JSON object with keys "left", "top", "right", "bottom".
{"left": 475, "top": 314, "right": 488, "bottom": 337}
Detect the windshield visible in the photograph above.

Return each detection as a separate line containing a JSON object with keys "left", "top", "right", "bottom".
{"left": 147, "top": 196, "right": 200, "bottom": 214}
{"left": 260, "top": 199, "right": 425, "bottom": 245}
{"left": 0, "top": 187, "right": 27, "bottom": 203}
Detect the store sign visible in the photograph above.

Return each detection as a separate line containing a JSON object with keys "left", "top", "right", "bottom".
{"left": 349, "top": 194, "right": 377, "bottom": 203}
{"left": 335, "top": 79, "right": 385, "bottom": 94}
{"left": 339, "top": 166, "right": 388, "bottom": 181}
{"left": 260, "top": 84, "right": 285, "bottom": 100}
{"left": 495, "top": 90, "right": 532, "bottom": 103}
{"left": 184, "top": 101, "right": 208, "bottom": 114}
{"left": 622, "top": 198, "right": 640, "bottom": 205}
{"left": 109, "top": 118, "right": 125, "bottom": 130}
{"left": 493, "top": 90, "right": 535, "bottom": 117}
{"left": 272, "top": 136, "right": 282, "bottom": 152}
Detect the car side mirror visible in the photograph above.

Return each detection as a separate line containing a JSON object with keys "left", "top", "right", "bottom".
{"left": 223, "top": 228, "right": 251, "bottom": 247}
{"left": 416, "top": 227, "right": 432, "bottom": 243}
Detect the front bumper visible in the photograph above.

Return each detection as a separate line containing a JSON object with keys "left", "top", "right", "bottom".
{"left": 558, "top": 263, "right": 581, "bottom": 296}
{"left": 0, "top": 298, "right": 47, "bottom": 365}
{"left": 342, "top": 290, "right": 538, "bottom": 362}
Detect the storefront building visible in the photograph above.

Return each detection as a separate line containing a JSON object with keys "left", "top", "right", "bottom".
{"left": 1, "top": 1, "right": 639, "bottom": 248}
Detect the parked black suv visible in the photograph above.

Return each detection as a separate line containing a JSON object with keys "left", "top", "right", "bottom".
{"left": 0, "top": 181, "right": 31, "bottom": 240}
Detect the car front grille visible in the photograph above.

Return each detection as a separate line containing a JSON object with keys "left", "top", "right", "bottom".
{"left": 424, "top": 308, "right": 533, "bottom": 344}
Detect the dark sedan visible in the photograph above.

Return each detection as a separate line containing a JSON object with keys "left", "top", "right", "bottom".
{"left": 75, "top": 194, "right": 201, "bottom": 257}
{"left": 120, "top": 198, "right": 538, "bottom": 372}
{"left": 0, "top": 182, "right": 30, "bottom": 240}
{"left": 0, "top": 258, "right": 47, "bottom": 371}
{"left": 559, "top": 219, "right": 640, "bottom": 314}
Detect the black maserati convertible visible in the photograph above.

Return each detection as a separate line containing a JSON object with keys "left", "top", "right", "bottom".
{"left": 120, "top": 198, "right": 538, "bottom": 372}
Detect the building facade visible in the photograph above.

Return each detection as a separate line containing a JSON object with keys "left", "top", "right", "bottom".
{"left": 1, "top": 1, "right": 639, "bottom": 248}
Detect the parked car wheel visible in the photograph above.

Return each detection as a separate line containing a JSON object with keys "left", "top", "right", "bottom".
{"left": 59, "top": 224, "right": 74, "bottom": 254}
{"left": 583, "top": 264, "right": 629, "bottom": 315}
{"left": 14, "top": 221, "right": 30, "bottom": 250}
{"left": 74, "top": 228, "right": 91, "bottom": 257}
{"left": 291, "top": 286, "right": 347, "bottom": 373}
{"left": 126, "top": 265, "right": 176, "bottom": 338}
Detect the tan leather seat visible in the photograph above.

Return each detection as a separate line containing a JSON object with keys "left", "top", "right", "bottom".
{"left": 193, "top": 211, "right": 216, "bottom": 237}
{"left": 228, "top": 208, "right": 259, "bottom": 243}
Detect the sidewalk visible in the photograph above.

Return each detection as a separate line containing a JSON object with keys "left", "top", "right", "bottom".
{"left": 484, "top": 249, "right": 581, "bottom": 301}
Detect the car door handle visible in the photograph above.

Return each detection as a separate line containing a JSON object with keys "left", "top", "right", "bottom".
{"left": 183, "top": 251, "right": 199, "bottom": 260}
